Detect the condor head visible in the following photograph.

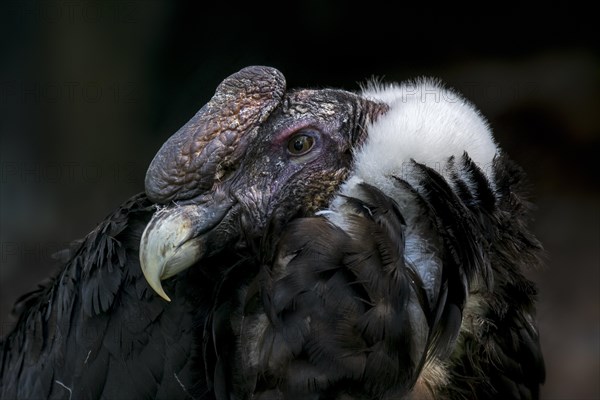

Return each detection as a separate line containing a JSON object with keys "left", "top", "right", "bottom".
{"left": 139, "top": 66, "right": 387, "bottom": 300}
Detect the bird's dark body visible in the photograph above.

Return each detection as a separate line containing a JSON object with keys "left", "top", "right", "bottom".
{"left": 206, "top": 155, "right": 544, "bottom": 400}
{"left": 1, "top": 195, "right": 202, "bottom": 399}
{"left": 0, "top": 66, "right": 544, "bottom": 399}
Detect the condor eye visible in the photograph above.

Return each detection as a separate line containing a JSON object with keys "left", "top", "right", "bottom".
{"left": 287, "top": 134, "right": 315, "bottom": 156}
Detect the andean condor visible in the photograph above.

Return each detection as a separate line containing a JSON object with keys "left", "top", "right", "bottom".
{"left": 0, "top": 66, "right": 545, "bottom": 399}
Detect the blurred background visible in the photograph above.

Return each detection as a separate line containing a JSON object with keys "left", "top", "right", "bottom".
{"left": 0, "top": 2, "right": 597, "bottom": 398}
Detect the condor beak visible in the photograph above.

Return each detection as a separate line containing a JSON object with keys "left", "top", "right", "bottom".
{"left": 139, "top": 66, "right": 285, "bottom": 302}
{"left": 139, "top": 198, "right": 233, "bottom": 301}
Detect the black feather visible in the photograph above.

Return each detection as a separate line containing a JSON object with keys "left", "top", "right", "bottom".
{"left": 0, "top": 194, "right": 215, "bottom": 399}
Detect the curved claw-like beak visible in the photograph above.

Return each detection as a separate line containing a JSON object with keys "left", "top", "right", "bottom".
{"left": 140, "top": 66, "right": 285, "bottom": 302}
{"left": 139, "top": 199, "right": 233, "bottom": 301}
{"left": 140, "top": 205, "right": 204, "bottom": 301}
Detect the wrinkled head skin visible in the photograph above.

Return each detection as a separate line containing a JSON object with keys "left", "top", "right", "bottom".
{"left": 140, "top": 66, "right": 387, "bottom": 300}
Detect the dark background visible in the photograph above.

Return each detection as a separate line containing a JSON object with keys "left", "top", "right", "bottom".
{"left": 0, "top": 2, "right": 598, "bottom": 399}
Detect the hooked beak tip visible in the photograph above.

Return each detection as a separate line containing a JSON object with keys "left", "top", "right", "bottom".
{"left": 144, "top": 271, "right": 172, "bottom": 302}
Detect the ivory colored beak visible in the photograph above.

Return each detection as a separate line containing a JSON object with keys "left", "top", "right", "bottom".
{"left": 139, "top": 205, "right": 205, "bottom": 302}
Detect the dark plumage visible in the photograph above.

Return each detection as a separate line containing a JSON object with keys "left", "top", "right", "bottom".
{"left": 0, "top": 66, "right": 544, "bottom": 399}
